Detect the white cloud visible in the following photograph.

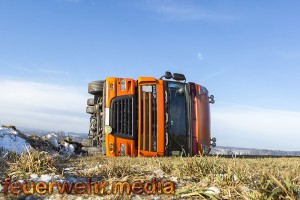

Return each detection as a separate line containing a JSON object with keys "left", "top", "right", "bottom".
{"left": 211, "top": 105, "right": 300, "bottom": 151}
{"left": 38, "top": 69, "right": 65, "bottom": 74}
{"left": 11, "top": 66, "right": 66, "bottom": 75}
{"left": 0, "top": 79, "right": 90, "bottom": 133}
{"left": 199, "top": 67, "right": 229, "bottom": 82}
{"left": 144, "top": 1, "right": 235, "bottom": 21}
{"left": 197, "top": 52, "right": 204, "bottom": 60}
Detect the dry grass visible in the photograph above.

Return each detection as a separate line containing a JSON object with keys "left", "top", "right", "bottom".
{"left": 0, "top": 147, "right": 19, "bottom": 180}
{"left": 61, "top": 155, "right": 300, "bottom": 199}
{"left": 1, "top": 152, "right": 300, "bottom": 199}
{"left": 7, "top": 147, "right": 57, "bottom": 179}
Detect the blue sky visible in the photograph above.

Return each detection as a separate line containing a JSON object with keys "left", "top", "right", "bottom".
{"left": 0, "top": 0, "right": 300, "bottom": 150}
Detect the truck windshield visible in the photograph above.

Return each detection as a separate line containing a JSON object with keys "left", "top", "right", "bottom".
{"left": 167, "top": 81, "right": 189, "bottom": 155}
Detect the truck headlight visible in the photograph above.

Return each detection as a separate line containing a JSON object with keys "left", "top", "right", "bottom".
{"left": 120, "top": 79, "right": 126, "bottom": 91}
{"left": 120, "top": 144, "right": 125, "bottom": 156}
{"left": 105, "top": 125, "right": 112, "bottom": 134}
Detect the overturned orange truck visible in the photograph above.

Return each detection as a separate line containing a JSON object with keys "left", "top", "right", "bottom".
{"left": 83, "top": 72, "right": 216, "bottom": 156}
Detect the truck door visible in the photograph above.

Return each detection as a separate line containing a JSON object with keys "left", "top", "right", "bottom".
{"left": 137, "top": 78, "right": 165, "bottom": 157}
{"left": 164, "top": 81, "right": 191, "bottom": 156}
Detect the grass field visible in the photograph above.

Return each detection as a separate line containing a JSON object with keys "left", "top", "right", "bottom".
{"left": 1, "top": 149, "right": 300, "bottom": 199}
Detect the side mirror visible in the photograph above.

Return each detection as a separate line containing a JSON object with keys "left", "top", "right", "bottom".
{"left": 173, "top": 73, "right": 186, "bottom": 81}
{"left": 211, "top": 137, "right": 217, "bottom": 143}
{"left": 164, "top": 71, "right": 173, "bottom": 79}
{"left": 160, "top": 71, "right": 173, "bottom": 79}
{"left": 209, "top": 95, "right": 215, "bottom": 104}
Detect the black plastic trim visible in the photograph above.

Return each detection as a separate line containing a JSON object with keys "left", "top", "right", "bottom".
{"left": 110, "top": 95, "right": 137, "bottom": 140}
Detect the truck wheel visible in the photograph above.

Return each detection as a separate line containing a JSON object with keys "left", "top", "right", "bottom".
{"left": 87, "top": 98, "right": 95, "bottom": 106}
{"left": 88, "top": 80, "right": 104, "bottom": 95}
{"left": 86, "top": 106, "right": 95, "bottom": 114}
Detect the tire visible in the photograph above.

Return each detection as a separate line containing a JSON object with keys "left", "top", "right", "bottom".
{"left": 88, "top": 80, "right": 104, "bottom": 95}
{"left": 87, "top": 98, "right": 95, "bottom": 106}
{"left": 86, "top": 106, "right": 95, "bottom": 114}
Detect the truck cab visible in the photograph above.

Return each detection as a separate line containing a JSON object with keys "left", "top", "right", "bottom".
{"left": 83, "top": 72, "right": 216, "bottom": 156}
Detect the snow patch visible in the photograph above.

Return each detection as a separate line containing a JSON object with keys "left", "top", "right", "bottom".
{"left": 45, "top": 133, "right": 59, "bottom": 148}
{"left": 29, "top": 174, "right": 61, "bottom": 184}
{"left": 39, "top": 174, "right": 53, "bottom": 183}
{"left": 152, "top": 169, "right": 167, "bottom": 178}
{"left": 30, "top": 174, "right": 38, "bottom": 180}
{"left": 0, "top": 127, "right": 31, "bottom": 153}
{"left": 205, "top": 186, "right": 221, "bottom": 196}
{"left": 60, "top": 141, "right": 75, "bottom": 155}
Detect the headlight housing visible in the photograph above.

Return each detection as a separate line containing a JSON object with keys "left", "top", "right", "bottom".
{"left": 120, "top": 144, "right": 125, "bottom": 156}
{"left": 120, "top": 79, "right": 126, "bottom": 91}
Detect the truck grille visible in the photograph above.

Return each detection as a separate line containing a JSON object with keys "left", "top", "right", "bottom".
{"left": 110, "top": 96, "right": 136, "bottom": 140}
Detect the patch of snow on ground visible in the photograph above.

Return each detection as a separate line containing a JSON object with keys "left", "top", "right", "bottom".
{"left": 45, "top": 133, "right": 59, "bottom": 148}
{"left": 30, "top": 174, "right": 38, "bottom": 180}
{"left": 30, "top": 174, "right": 61, "bottom": 184}
{"left": 205, "top": 186, "right": 221, "bottom": 196}
{"left": 0, "top": 127, "right": 31, "bottom": 153}
{"left": 39, "top": 174, "right": 53, "bottom": 183}
{"left": 61, "top": 141, "right": 75, "bottom": 155}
